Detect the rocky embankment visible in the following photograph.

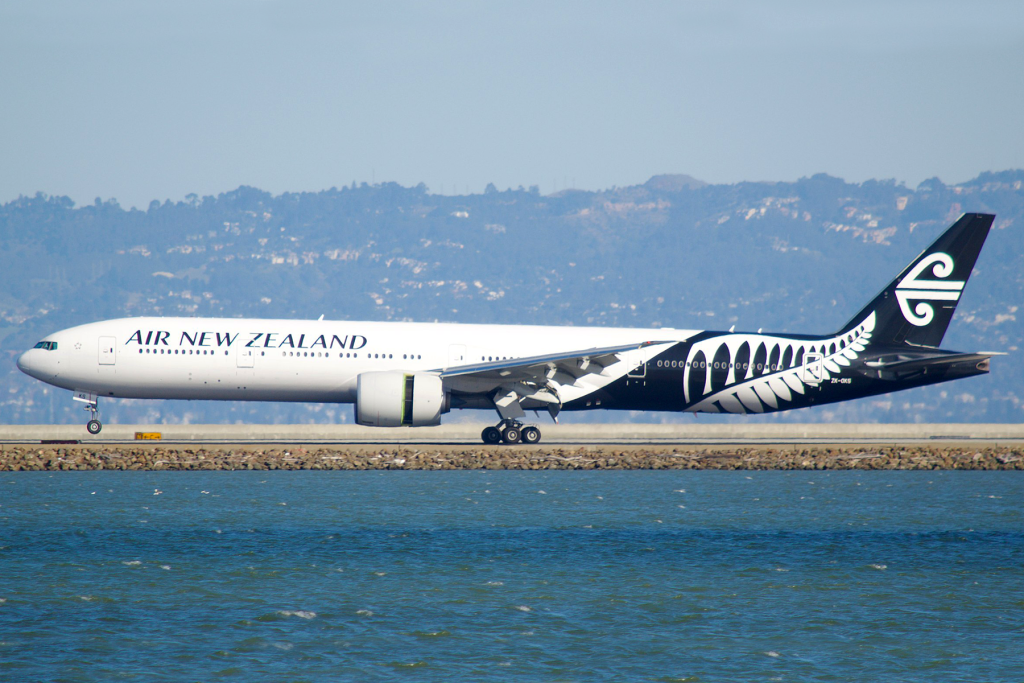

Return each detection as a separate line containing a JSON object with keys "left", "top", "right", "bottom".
{"left": 1, "top": 445, "right": 1022, "bottom": 471}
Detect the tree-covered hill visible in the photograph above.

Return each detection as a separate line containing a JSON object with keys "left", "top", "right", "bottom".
{"left": 2, "top": 171, "right": 1021, "bottom": 425}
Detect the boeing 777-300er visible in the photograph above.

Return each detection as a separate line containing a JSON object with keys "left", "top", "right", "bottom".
{"left": 18, "top": 213, "right": 998, "bottom": 444}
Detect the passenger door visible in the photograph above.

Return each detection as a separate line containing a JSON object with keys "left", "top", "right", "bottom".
{"left": 801, "top": 352, "right": 823, "bottom": 386}
{"left": 627, "top": 345, "right": 648, "bottom": 378}
{"left": 447, "top": 344, "right": 466, "bottom": 369}
{"left": 237, "top": 347, "right": 255, "bottom": 368}
{"left": 99, "top": 336, "right": 116, "bottom": 365}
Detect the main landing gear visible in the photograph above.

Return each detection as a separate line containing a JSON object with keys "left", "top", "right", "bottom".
{"left": 481, "top": 419, "right": 542, "bottom": 445}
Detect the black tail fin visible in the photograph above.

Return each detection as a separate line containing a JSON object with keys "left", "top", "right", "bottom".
{"left": 837, "top": 213, "right": 994, "bottom": 348}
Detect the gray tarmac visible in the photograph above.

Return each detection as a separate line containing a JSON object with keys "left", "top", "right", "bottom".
{"left": 1, "top": 422, "right": 1024, "bottom": 446}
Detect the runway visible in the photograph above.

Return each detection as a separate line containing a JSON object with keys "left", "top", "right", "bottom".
{"left": 1, "top": 423, "right": 1023, "bottom": 447}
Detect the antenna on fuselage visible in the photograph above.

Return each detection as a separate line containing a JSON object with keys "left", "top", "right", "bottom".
{"left": 317, "top": 314, "right": 324, "bottom": 321}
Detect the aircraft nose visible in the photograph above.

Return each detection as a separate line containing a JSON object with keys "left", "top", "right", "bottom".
{"left": 16, "top": 350, "right": 34, "bottom": 375}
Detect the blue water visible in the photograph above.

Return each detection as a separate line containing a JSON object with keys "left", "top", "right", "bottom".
{"left": 1, "top": 471, "right": 1022, "bottom": 682}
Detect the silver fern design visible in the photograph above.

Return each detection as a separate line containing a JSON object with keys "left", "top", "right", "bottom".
{"left": 682, "top": 312, "right": 876, "bottom": 414}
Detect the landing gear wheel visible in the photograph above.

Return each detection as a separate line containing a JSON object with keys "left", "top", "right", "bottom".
{"left": 502, "top": 427, "right": 521, "bottom": 444}
{"left": 521, "top": 426, "right": 541, "bottom": 444}
{"left": 86, "top": 419, "right": 102, "bottom": 435}
{"left": 482, "top": 426, "right": 502, "bottom": 444}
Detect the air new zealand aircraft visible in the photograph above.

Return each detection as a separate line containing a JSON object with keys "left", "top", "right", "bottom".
{"left": 18, "top": 213, "right": 997, "bottom": 444}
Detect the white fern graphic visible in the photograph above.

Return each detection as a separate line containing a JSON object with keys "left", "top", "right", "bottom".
{"left": 683, "top": 312, "right": 875, "bottom": 414}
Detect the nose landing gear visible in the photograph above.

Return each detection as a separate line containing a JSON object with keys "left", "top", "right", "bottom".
{"left": 74, "top": 391, "right": 102, "bottom": 435}
{"left": 480, "top": 419, "right": 542, "bottom": 445}
{"left": 85, "top": 400, "right": 102, "bottom": 434}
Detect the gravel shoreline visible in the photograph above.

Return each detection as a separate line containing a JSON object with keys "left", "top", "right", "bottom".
{"left": 2, "top": 445, "right": 1022, "bottom": 471}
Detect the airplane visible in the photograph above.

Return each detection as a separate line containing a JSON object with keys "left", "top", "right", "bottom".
{"left": 17, "top": 213, "right": 998, "bottom": 444}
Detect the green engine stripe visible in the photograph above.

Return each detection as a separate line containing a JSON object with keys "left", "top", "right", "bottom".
{"left": 401, "top": 374, "right": 414, "bottom": 425}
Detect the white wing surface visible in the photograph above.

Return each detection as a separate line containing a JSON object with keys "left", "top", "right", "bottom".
{"left": 439, "top": 341, "right": 672, "bottom": 419}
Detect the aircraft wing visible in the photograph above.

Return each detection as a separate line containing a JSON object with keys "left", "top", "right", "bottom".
{"left": 438, "top": 341, "right": 671, "bottom": 418}
{"left": 440, "top": 342, "right": 659, "bottom": 382}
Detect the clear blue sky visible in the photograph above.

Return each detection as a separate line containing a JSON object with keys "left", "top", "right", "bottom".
{"left": 2, "top": 0, "right": 1022, "bottom": 207}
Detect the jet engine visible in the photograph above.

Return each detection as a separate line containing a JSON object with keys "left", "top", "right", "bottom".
{"left": 355, "top": 372, "right": 448, "bottom": 427}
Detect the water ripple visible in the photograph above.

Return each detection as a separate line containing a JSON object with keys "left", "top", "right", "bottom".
{"left": 0, "top": 470, "right": 1021, "bottom": 681}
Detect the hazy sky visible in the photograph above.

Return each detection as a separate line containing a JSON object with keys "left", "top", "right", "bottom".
{"left": 2, "top": 0, "right": 1022, "bottom": 207}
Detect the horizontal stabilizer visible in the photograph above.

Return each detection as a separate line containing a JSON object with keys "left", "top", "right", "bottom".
{"left": 865, "top": 351, "right": 996, "bottom": 378}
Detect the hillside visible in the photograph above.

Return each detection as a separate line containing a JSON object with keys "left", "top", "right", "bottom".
{"left": 2, "top": 171, "right": 1021, "bottom": 425}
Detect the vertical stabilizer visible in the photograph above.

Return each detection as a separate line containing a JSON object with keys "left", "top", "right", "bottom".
{"left": 837, "top": 213, "right": 994, "bottom": 348}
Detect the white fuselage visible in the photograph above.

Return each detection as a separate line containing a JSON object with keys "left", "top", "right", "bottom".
{"left": 17, "top": 317, "right": 696, "bottom": 404}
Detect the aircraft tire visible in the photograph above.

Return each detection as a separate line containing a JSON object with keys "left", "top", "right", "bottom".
{"left": 501, "top": 427, "right": 521, "bottom": 444}
{"left": 86, "top": 419, "right": 102, "bottom": 435}
{"left": 482, "top": 426, "right": 502, "bottom": 444}
{"left": 521, "top": 426, "right": 541, "bottom": 444}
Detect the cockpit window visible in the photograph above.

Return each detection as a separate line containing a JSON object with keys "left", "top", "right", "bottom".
{"left": 33, "top": 341, "right": 58, "bottom": 351}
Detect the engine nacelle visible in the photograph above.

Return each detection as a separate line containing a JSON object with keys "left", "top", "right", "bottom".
{"left": 355, "top": 372, "right": 447, "bottom": 427}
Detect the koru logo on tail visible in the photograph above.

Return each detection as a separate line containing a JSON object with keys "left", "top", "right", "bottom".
{"left": 895, "top": 253, "right": 964, "bottom": 326}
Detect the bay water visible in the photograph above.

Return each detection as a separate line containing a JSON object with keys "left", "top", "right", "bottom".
{"left": 1, "top": 470, "right": 1022, "bottom": 681}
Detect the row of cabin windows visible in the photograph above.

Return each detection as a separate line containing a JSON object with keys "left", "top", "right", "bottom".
{"left": 138, "top": 348, "right": 423, "bottom": 360}
{"left": 482, "top": 356, "right": 511, "bottom": 361}
{"left": 280, "top": 351, "right": 421, "bottom": 359}
{"left": 657, "top": 359, "right": 788, "bottom": 372}
{"left": 140, "top": 348, "right": 226, "bottom": 355}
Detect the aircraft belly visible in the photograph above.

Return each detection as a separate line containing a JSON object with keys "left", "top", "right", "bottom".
{"left": 69, "top": 360, "right": 356, "bottom": 403}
